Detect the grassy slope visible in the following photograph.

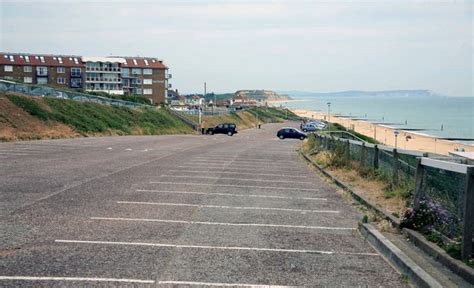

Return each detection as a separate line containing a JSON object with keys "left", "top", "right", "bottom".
{"left": 1, "top": 93, "right": 193, "bottom": 141}
{"left": 194, "top": 107, "right": 300, "bottom": 130}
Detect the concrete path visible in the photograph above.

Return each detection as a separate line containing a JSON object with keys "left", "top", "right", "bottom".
{"left": 0, "top": 123, "right": 408, "bottom": 287}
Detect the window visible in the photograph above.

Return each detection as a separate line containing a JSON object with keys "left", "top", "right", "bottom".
{"left": 4, "top": 65, "right": 13, "bottom": 72}
{"left": 71, "top": 68, "right": 81, "bottom": 77}
{"left": 25, "top": 55, "right": 30, "bottom": 63}
{"left": 24, "top": 66, "right": 32, "bottom": 73}
{"left": 37, "top": 77, "right": 48, "bottom": 85}
{"left": 23, "top": 77, "right": 32, "bottom": 83}
{"left": 122, "top": 68, "right": 129, "bottom": 77}
{"left": 57, "top": 67, "right": 65, "bottom": 73}
{"left": 132, "top": 68, "right": 141, "bottom": 75}
{"left": 57, "top": 77, "right": 65, "bottom": 84}
{"left": 143, "top": 88, "right": 153, "bottom": 95}
{"left": 143, "top": 68, "right": 152, "bottom": 75}
{"left": 144, "top": 59, "right": 149, "bottom": 66}
{"left": 143, "top": 79, "right": 152, "bottom": 85}
{"left": 39, "top": 56, "right": 45, "bottom": 63}
{"left": 135, "top": 88, "right": 142, "bottom": 95}
{"left": 70, "top": 78, "right": 82, "bottom": 88}
{"left": 36, "top": 66, "right": 48, "bottom": 76}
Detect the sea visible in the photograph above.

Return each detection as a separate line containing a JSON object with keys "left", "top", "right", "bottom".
{"left": 283, "top": 96, "right": 474, "bottom": 145}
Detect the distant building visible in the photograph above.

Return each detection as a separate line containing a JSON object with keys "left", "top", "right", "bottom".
{"left": 0, "top": 52, "right": 170, "bottom": 104}
{"left": 0, "top": 53, "right": 84, "bottom": 89}
{"left": 84, "top": 57, "right": 125, "bottom": 95}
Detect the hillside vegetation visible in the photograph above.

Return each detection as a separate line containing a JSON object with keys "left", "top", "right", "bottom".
{"left": 0, "top": 93, "right": 300, "bottom": 142}
{"left": 198, "top": 107, "right": 300, "bottom": 129}
{"left": 0, "top": 93, "right": 193, "bottom": 141}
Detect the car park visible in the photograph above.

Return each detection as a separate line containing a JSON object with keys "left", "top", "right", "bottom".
{"left": 277, "top": 127, "right": 307, "bottom": 140}
{"left": 207, "top": 123, "right": 238, "bottom": 136}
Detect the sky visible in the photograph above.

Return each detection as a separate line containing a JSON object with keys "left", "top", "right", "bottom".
{"left": 0, "top": 0, "right": 472, "bottom": 96}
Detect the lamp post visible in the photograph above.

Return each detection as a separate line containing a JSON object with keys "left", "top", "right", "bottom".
{"left": 327, "top": 102, "right": 331, "bottom": 132}
{"left": 394, "top": 130, "right": 399, "bottom": 150}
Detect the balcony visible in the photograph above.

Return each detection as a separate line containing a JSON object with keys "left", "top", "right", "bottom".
{"left": 166, "top": 73, "right": 172, "bottom": 79}
{"left": 86, "top": 67, "right": 122, "bottom": 73}
{"left": 86, "top": 77, "right": 122, "bottom": 83}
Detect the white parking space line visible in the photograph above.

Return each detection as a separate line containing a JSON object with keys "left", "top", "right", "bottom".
{"left": 156, "top": 280, "right": 298, "bottom": 287}
{"left": 55, "top": 239, "right": 378, "bottom": 256}
{"left": 0, "top": 152, "right": 29, "bottom": 156}
{"left": 180, "top": 164, "right": 302, "bottom": 170}
{"left": 192, "top": 157, "right": 294, "bottom": 164}
{"left": 117, "top": 201, "right": 339, "bottom": 213}
{"left": 186, "top": 161, "right": 299, "bottom": 167}
{"left": 159, "top": 175, "right": 312, "bottom": 184}
{"left": 168, "top": 170, "right": 308, "bottom": 178}
{"left": 136, "top": 189, "right": 327, "bottom": 201}
{"left": 91, "top": 217, "right": 353, "bottom": 230}
{"left": 176, "top": 166, "right": 304, "bottom": 173}
{"left": 149, "top": 182, "right": 320, "bottom": 191}
{"left": 0, "top": 276, "right": 154, "bottom": 284}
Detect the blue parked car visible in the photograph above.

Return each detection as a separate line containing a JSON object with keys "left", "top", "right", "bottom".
{"left": 277, "top": 128, "right": 307, "bottom": 140}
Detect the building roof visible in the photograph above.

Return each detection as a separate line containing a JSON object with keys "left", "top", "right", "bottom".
{"left": 0, "top": 52, "right": 83, "bottom": 67}
{"left": 121, "top": 57, "right": 168, "bottom": 69}
{"left": 82, "top": 56, "right": 127, "bottom": 64}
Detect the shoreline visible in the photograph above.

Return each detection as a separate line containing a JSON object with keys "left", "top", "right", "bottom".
{"left": 290, "top": 108, "right": 474, "bottom": 156}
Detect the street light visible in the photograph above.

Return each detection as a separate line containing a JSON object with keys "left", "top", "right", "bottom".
{"left": 394, "top": 130, "right": 399, "bottom": 150}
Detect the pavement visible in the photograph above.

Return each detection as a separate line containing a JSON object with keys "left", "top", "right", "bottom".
{"left": 0, "top": 122, "right": 408, "bottom": 287}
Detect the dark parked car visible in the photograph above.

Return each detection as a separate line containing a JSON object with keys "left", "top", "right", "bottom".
{"left": 207, "top": 123, "right": 238, "bottom": 136}
{"left": 277, "top": 127, "right": 307, "bottom": 140}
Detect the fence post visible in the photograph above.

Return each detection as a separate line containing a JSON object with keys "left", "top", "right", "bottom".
{"left": 345, "top": 140, "right": 350, "bottom": 161}
{"left": 392, "top": 149, "right": 399, "bottom": 187}
{"left": 373, "top": 144, "right": 379, "bottom": 169}
{"left": 461, "top": 167, "right": 474, "bottom": 259}
{"left": 360, "top": 142, "right": 366, "bottom": 168}
{"left": 413, "top": 158, "right": 424, "bottom": 210}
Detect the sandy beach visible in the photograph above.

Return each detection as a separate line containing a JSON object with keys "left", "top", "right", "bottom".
{"left": 291, "top": 109, "right": 474, "bottom": 156}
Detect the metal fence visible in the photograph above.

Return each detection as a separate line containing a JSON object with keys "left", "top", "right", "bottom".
{"left": 310, "top": 133, "right": 474, "bottom": 259}
{"left": 313, "top": 133, "right": 420, "bottom": 187}
{"left": 0, "top": 80, "right": 153, "bottom": 109}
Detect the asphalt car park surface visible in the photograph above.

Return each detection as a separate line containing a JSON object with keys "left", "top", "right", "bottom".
{"left": 0, "top": 123, "right": 408, "bottom": 287}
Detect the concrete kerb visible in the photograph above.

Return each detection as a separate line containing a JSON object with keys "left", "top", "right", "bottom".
{"left": 403, "top": 228, "right": 474, "bottom": 285}
{"left": 300, "top": 150, "right": 474, "bottom": 284}
{"left": 299, "top": 151, "right": 401, "bottom": 227}
{"left": 359, "top": 223, "right": 443, "bottom": 288}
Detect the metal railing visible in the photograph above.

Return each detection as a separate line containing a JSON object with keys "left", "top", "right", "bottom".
{"left": 310, "top": 132, "right": 474, "bottom": 259}
{"left": 0, "top": 79, "right": 153, "bottom": 109}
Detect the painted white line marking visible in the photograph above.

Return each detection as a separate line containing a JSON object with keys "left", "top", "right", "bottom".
{"left": 159, "top": 175, "right": 312, "bottom": 184}
{"left": 168, "top": 170, "right": 308, "bottom": 178}
{"left": 0, "top": 152, "right": 29, "bottom": 155}
{"left": 125, "top": 148, "right": 132, "bottom": 151}
{"left": 156, "top": 280, "right": 298, "bottom": 287}
{"left": 117, "top": 201, "right": 339, "bottom": 213}
{"left": 176, "top": 166, "right": 302, "bottom": 172}
{"left": 91, "top": 217, "right": 353, "bottom": 230}
{"left": 193, "top": 156, "right": 293, "bottom": 163}
{"left": 107, "top": 147, "right": 113, "bottom": 150}
{"left": 0, "top": 276, "right": 154, "bottom": 284}
{"left": 136, "top": 189, "right": 327, "bottom": 201}
{"left": 55, "top": 239, "right": 378, "bottom": 256}
{"left": 186, "top": 161, "right": 298, "bottom": 167}
{"left": 149, "top": 181, "right": 320, "bottom": 191}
